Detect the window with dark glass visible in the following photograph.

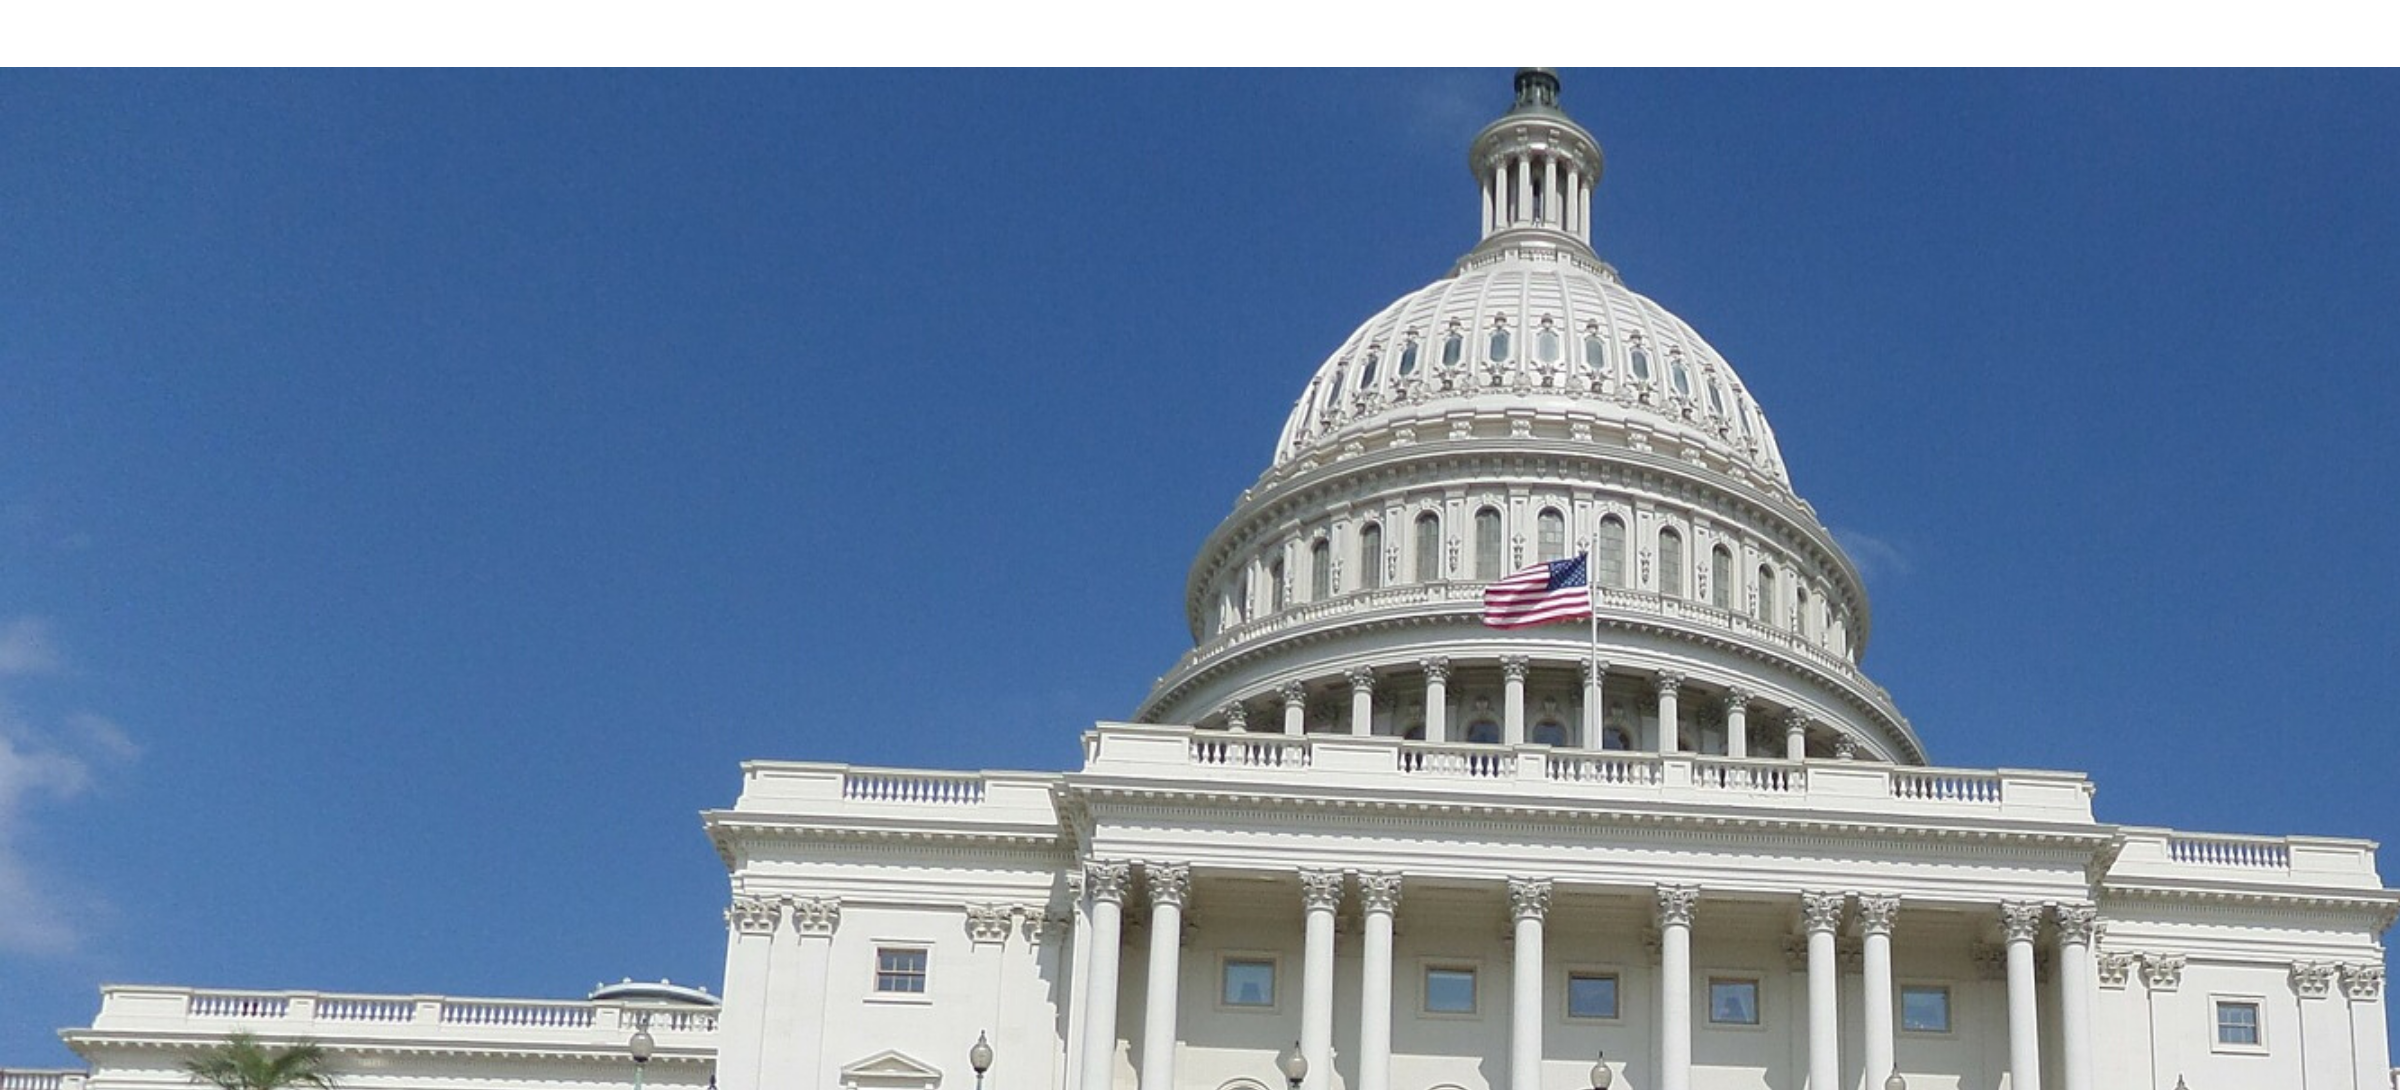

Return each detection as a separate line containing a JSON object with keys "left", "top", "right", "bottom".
{"left": 1269, "top": 559, "right": 1286, "bottom": 611}
{"left": 1596, "top": 516, "right": 1627, "bottom": 589}
{"left": 1488, "top": 325, "right": 1512, "bottom": 363}
{"left": 1629, "top": 344, "right": 1652, "bottom": 381}
{"left": 1473, "top": 507, "right": 1503, "bottom": 580}
{"left": 1425, "top": 967, "right": 1477, "bottom": 1014}
{"left": 1755, "top": 566, "right": 1776, "bottom": 623}
{"left": 2215, "top": 1000, "right": 2262, "bottom": 1047}
{"left": 1583, "top": 333, "right": 1608, "bottom": 374}
{"left": 1901, "top": 986, "right": 1950, "bottom": 1033}
{"left": 1359, "top": 348, "right": 1380, "bottom": 388}
{"left": 1415, "top": 513, "right": 1441, "bottom": 582}
{"left": 1658, "top": 528, "right": 1684, "bottom": 597}
{"left": 1399, "top": 336, "right": 1420, "bottom": 376}
{"left": 1710, "top": 546, "right": 1733, "bottom": 610}
{"left": 1442, "top": 329, "right": 1464, "bottom": 367}
{"left": 1223, "top": 959, "right": 1275, "bottom": 1007}
{"left": 1310, "top": 539, "right": 1331, "bottom": 601}
{"left": 1535, "top": 325, "right": 1562, "bottom": 364}
{"left": 1567, "top": 973, "right": 1620, "bottom": 1019}
{"left": 1537, "top": 508, "right": 1565, "bottom": 562}
{"left": 1359, "top": 523, "right": 1383, "bottom": 591}
{"left": 1708, "top": 978, "right": 1759, "bottom": 1025}
{"left": 876, "top": 948, "right": 928, "bottom": 994}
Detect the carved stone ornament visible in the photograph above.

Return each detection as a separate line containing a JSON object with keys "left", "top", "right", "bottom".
{"left": 1832, "top": 736, "right": 1858, "bottom": 760}
{"left": 1280, "top": 682, "right": 1308, "bottom": 707}
{"left": 1300, "top": 868, "right": 1345, "bottom": 912}
{"left": 2053, "top": 903, "right": 2099, "bottom": 945}
{"left": 788, "top": 896, "right": 840, "bottom": 938}
{"left": 1972, "top": 942, "right": 2007, "bottom": 981}
{"left": 1220, "top": 702, "right": 1249, "bottom": 732}
{"left": 1146, "top": 862, "right": 1191, "bottom": 908}
{"left": 2342, "top": 963, "right": 2384, "bottom": 1002}
{"left": 1722, "top": 686, "right": 1753, "bottom": 712}
{"left": 1653, "top": 671, "right": 1683, "bottom": 697}
{"left": 1655, "top": 884, "right": 1700, "bottom": 929}
{"left": 1582, "top": 658, "right": 1610, "bottom": 685}
{"left": 1507, "top": 877, "right": 1552, "bottom": 921}
{"left": 1355, "top": 871, "right": 1403, "bottom": 914}
{"left": 1420, "top": 656, "right": 1451, "bottom": 683}
{"left": 2141, "top": 952, "right": 2185, "bottom": 992}
{"left": 1500, "top": 656, "right": 1530, "bottom": 683}
{"left": 1854, "top": 893, "right": 1900, "bottom": 937}
{"left": 1346, "top": 666, "right": 1376, "bottom": 692}
{"left": 1084, "top": 860, "right": 1133, "bottom": 905}
{"left": 727, "top": 895, "right": 780, "bottom": 936}
{"left": 2290, "top": 961, "right": 2339, "bottom": 999}
{"left": 966, "top": 905, "right": 1014, "bottom": 945}
{"left": 2095, "top": 951, "right": 2136, "bottom": 989}
{"left": 1998, "top": 901, "right": 2045, "bottom": 943}
{"left": 1800, "top": 891, "right": 1846, "bottom": 935}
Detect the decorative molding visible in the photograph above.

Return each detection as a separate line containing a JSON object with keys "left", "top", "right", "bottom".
{"left": 1355, "top": 871, "right": 1403, "bottom": 914}
{"left": 1800, "top": 891, "right": 1845, "bottom": 935}
{"left": 726, "top": 895, "right": 779, "bottom": 936}
{"left": 1506, "top": 877, "right": 1551, "bottom": 921}
{"left": 1500, "top": 656, "right": 1530, "bottom": 683}
{"left": 1972, "top": 942, "right": 2007, "bottom": 981}
{"left": 2140, "top": 952, "right": 2185, "bottom": 992}
{"left": 1999, "top": 901, "right": 2045, "bottom": 943}
{"left": 1419, "top": 656, "right": 1451, "bottom": 684}
{"left": 1300, "top": 868, "right": 1344, "bottom": 912}
{"left": 1345, "top": 666, "right": 1376, "bottom": 693}
{"left": 788, "top": 896, "right": 840, "bottom": 938}
{"left": 2342, "top": 962, "right": 2384, "bottom": 1002}
{"left": 1780, "top": 934, "right": 1809, "bottom": 971}
{"left": 1279, "top": 681, "right": 1308, "bottom": 707}
{"left": 1653, "top": 670, "right": 1683, "bottom": 697}
{"left": 1220, "top": 702, "right": 1249, "bottom": 732}
{"left": 1581, "top": 658, "right": 1609, "bottom": 685}
{"left": 1832, "top": 735, "right": 1857, "bottom": 760}
{"left": 966, "top": 905, "right": 1014, "bottom": 945}
{"left": 1854, "top": 893, "right": 1899, "bottom": 937}
{"left": 1146, "top": 862, "right": 1191, "bottom": 908}
{"left": 1084, "top": 860, "right": 1132, "bottom": 905}
{"left": 2290, "top": 961, "right": 2339, "bottom": 1000}
{"left": 2053, "top": 903, "right": 2099, "bottom": 945}
{"left": 1655, "top": 884, "right": 1699, "bottom": 929}
{"left": 2095, "top": 951, "right": 2136, "bottom": 989}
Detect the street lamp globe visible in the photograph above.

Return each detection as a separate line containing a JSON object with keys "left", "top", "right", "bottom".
{"left": 1588, "top": 1053, "right": 1612, "bottom": 1090}
{"left": 1276, "top": 1042, "right": 1307, "bottom": 1090}
{"left": 1883, "top": 1071, "right": 1904, "bottom": 1090}
{"left": 970, "top": 1031, "right": 994, "bottom": 1090}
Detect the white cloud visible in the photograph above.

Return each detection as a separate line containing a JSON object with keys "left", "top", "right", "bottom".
{"left": 1832, "top": 526, "right": 1915, "bottom": 583}
{"left": 0, "top": 616, "right": 138, "bottom": 957}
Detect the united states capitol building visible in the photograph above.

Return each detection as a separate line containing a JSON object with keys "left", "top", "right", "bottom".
{"left": 27, "top": 70, "right": 2398, "bottom": 1090}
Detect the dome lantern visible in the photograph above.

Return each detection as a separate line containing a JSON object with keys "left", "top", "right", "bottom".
{"left": 1467, "top": 67, "right": 1605, "bottom": 261}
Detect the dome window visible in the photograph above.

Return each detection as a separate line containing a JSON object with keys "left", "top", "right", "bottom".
{"left": 1442, "top": 327, "right": 1465, "bottom": 368}
{"left": 1534, "top": 322, "right": 1563, "bottom": 365}
{"left": 1473, "top": 507, "right": 1503, "bottom": 580}
{"left": 1487, "top": 321, "right": 1513, "bottom": 364}
{"left": 1707, "top": 380, "right": 1727, "bottom": 415}
{"left": 1755, "top": 565, "right": 1777, "bottom": 623}
{"left": 1398, "top": 335, "right": 1421, "bottom": 376}
{"left": 1537, "top": 508, "right": 1566, "bottom": 561}
{"left": 1710, "top": 546, "right": 1733, "bottom": 610}
{"left": 1797, "top": 587, "right": 1813, "bottom": 639}
{"left": 1310, "top": 539, "right": 1332, "bottom": 602}
{"left": 1583, "top": 333, "right": 1608, "bottom": 374}
{"left": 1360, "top": 347, "right": 1381, "bottom": 388}
{"left": 1596, "top": 515, "right": 1628, "bottom": 589}
{"left": 1629, "top": 342, "right": 1653, "bottom": 381}
{"left": 1359, "top": 522, "right": 1383, "bottom": 591}
{"left": 1269, "top": 558, "right": 1287, "bottom": 611}
{"left": 1669, "top": 355, "right": 1692, "bottom": 396}
{"left": 1414, "top": 512, "right": 1442, "bottom": 582}
{"left": 1658, "top": 528, "right": 1685, "bottom": 598}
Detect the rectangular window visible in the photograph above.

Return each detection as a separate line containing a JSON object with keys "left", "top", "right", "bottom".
{"left": 1566, "top": 972, "right": 1619, "bottom": 1020}
{"left": 1708, "top": 978, "right": 1759, "bottom": 1025}
{"left": 2215, "top": 999, "right": 2262, "bottom": 1047}
{"left": 1900, "top": 985, "right": 1951, "bottom": 1033}
{"left": 1425, "top": 967, "right": 1477, "bottom": 1014}
{"left": 874, "top": 948, "right": 927, "bottom": 994}
{"left": 1222, "top": 959, "right": 1276, "bottom": 1008}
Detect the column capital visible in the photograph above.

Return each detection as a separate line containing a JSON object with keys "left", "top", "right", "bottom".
{"left": 2290, "top": 961, "right": 2340, "bottom": 999}
{"left": 1280, "top": 681, "right": 1309, "bottom": 707}
{"left": 1722, "top": 686, "right": 1753, "bottom": 709}
{"left": 1998, "top": 901, "right": 2044, "bottom": 943}
{"left": 1782, "top": 709, "right": 1812, "bottom": 731}
{"left": 1420, "top": 656, "right": 1452, "bottom": 683}
{"left": 726, "top": 894, "right": 780, "bottom": 936}
{"left": 2095, "top": 951, "right": 2136, "bottom": 989}
{"left": 1653, "top": 670, "right": 1683, "bottom": 695}
{"left": 1855, "top": 893, "right": 1900, "bottom": 936}
{"left": 1800, "top": 891, "right": 1845, "bottom": 935}
{"left": 1500, "top": 656, "right": 1531, "bottom": 682}
{"left": 1346, "top": 665, "right": 1377, "bottom": 691}
{"left": 1220, "top": 701, "right": 1250, "bottom": 732}
{"left": 967, "top": 904, "right": 1015, "bottom": 945}
{"left": 1355, "top": 871, "right": 1403, "bottom": 914}
{"left": 2140, "top": 952, "right": 2185, "bottom": 991}
{"left": 2342, "top": 962, "right": 2385, "bottom": 1002}
{"left": 1300, "top": 868, "right": 1345, "bottom": 912}
{"left": 1507, "top": 877, "right": 1552, "bottom": 921}
{"left": 1655, "top": 884, "right": 1700, "bottom": 929}
{"left": 788, "top": 895, "right": 840, "bottom": 938}
{"left": 2053, "top": 903, "right": 2099, "bottom": 945}
{"left": 1085, "top": 860, "right": 1133, "bottom": 905}
{"left": 1831, "top": 735, "right": 1858, "bottom": 760}
{"left": 1147, "top": 862, "right": 1192, "bottom": 908}
{"left": 1581, "top": 658, "right": 1609, "bottom": 683}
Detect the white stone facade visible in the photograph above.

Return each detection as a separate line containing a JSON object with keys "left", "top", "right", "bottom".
{"left": 43, "top": 66, "right": 2400, "bottom": 1090}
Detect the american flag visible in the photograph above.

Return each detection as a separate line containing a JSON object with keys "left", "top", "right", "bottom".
{"left": 1481, "top": 554, "right": 1593, "bottom": 628}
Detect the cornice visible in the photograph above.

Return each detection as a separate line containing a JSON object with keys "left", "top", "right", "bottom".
{"left": 707, "top": 814, "right": 1065, "bottom": 869}
{"left": 62, "top": 1033, "right": 717, "bottom": 1066}
{"left": 2101, "top": 882, "right": 2400, "bottom": 929}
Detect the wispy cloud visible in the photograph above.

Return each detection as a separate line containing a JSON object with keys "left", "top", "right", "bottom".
{"left": 0, "top": 616, "right": 137, "bottom": 957}
{"left": 1832, "top": 526, "right": 1915, "bottom": 583}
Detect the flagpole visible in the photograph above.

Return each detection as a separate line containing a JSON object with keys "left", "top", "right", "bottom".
{"left": 1586, "top": 551, "right": 1599, "bottom": 745}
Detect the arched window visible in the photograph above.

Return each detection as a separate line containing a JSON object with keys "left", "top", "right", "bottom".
{"left": 1531, "top": 721, "right": 1568, "bottom": 747}
{"left": 1669, "top": 356, "right": 1691, "bottom": 396}
{"left": 1398, "top": 335, "right": 1420, "bottom": 376}
{"left": 1710, "top": 546, "right": 1733, "bottom": 610}
{"left": 1596, "top": 515, "right": 1628, "bottom": 589}
{"left": 1797, "top": 587, "right": 1813, "bottom": 639}
{"left": 1658, "top": 528, "right": 1684, "bottom": 597}
{"left": 1707, "top": 380, "right": 1727, "bottom": 416}
{"left": 1358, "top": 522, "right": 1383, "bottom": 591}
{"left": 1534, "top": 325, "right": 1562, "bottom": 364}
{"left": 1488, "top": 324, "right": 1512, "bottom": 363}
{"left": 1415, "top": 512, "right": 1442, "bottom": 583}
{"left": 1537, "top": 508, "right": 1566, "bottom": 562}
{"left": 1359, "top": 348, "right": 1380, "bottom": 389}
{"left": 1441, "top": 329, "right": 1465, "bottom": 367}
{"left": 1473, "top": 507, "right": 1503, "bottom": 580}
{"left": 1269, "top": 558, "right": 1286, "bottom": 611}
{"left": 1583, "top": 333, "right": 1608, "bottom": 375}
{"left": 1466, "top": 720, "right": 1502, "bottom": 745}
{"left": 1237, "top": 568, "right": 1253, "bottom": 622}
{"left": 1755, "top": 565, "right": 1777, "bottom": 623}
{"left": 1310, "top": 539, "right": 1331, "bottom": 602}
{"left": 1629, "top": 344, "right": 1653, "bottom": 381}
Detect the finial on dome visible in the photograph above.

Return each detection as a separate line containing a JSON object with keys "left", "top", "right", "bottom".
{"left": 1512, "top": 68, "right": 1561, "bottom": 112}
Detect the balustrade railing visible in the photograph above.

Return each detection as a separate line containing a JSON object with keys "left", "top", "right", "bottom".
{"left": 648, "top": 1009, "right": 720, "bottom": 1032}
{"left": 841, "top": 770, "right": 986, "bottom": 805}
{"left": 189, "top": 994, "right": 289, "bottom": 1019}
{"left": 2168, "top": 834, "right": 2292, "bottom": 869}
{"left": 1692, "top": 757, "right": 1804, "bottom": 793}
{"left": 1191, "top": 735, "right": 1310, "bottom": 769}
{"left": 2, "top": 1073, "right": 77, "bottom": 1090}
{"left": 1545, "top": 751, "right": 1662, "bottom": 786}
{"left": 439, "top": 1001, "right": 596, "bottom": 1028}
{"left": 316, "top": 997, "right": 414, "bottom": 1022}
{"left": 1398, "top": 742, "right": 1511, "bottom": 778}
{"left": 1890, "top": 769, "right": 2002, "bottom": 803}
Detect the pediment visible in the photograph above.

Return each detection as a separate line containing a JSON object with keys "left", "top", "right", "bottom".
{"left": 840, "top": 1049, "right": 944, "bottom": 1090}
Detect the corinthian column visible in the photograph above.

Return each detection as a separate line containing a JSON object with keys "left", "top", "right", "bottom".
{"left": 1722, "top": 687, "right": 1751, "bottom": 758}
{"left": 1355, "top": 873, "right": 1402, "bottom": 1090}
{"left": 783, "top": 897, "right": 840, "bottom": 1090}
{"left": 1299, "top": 869, "right": 1343, "bottom": 1090}
{"left": 1139, "top": 864, "right": 1190, "bottom": 1090}
{"left": 716, "top": 896, "right": 779, "bottom": 1090}
{"left": 2055, "top": 903, "right": 2097, "bottom": 1090}
{"left": 1581, "top": 659, "right": 1608, "bottom": 747}
{"left": 2000, "top": 901, "right": 2045, "bottom": 1090}
{"left": 1502, "top": 656, "right": 1530, "bottom": 744}
{"left": 1079, "top": 862, "right": 1131, "bottom": 1090}
{"left": 1655, "top": 671, "right": 1683, "bottom": 752}
{"left": 1421, "top": 657, "right": 1450, "bottom": 742}
{"left": 1508, "top": 878, "right": 1551, "bottom": 1090}
{"left": 1347, "top": 666, "right": 1377, "bottom": 737}
{"left": 1281, "top": 682, "right": 1308, "bottom": 736}
{"left": 1800, "top": 892, "right": 1843, "bottom": 1090}
{"left": 1856, "top": 894, "right": 1900, "bottom": 1088}
{"left": 1657, "top": 885, "right": 1699, "bottom": 1090}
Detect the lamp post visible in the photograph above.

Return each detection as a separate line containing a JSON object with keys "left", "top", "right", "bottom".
{"left": 628, "top": 1024, "right": 656, "bottom": 1090}
{"left": 1588, "top": 1052, "right": 1613, "bottom": 1090}
{"left": 1276, "top": 1041, "right": 1307, "bottom": 1090}
{"left": 970, "top": 1031, "right": 994, "bottom": 1090}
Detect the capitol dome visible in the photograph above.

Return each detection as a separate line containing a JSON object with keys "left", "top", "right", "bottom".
{"left": 1137, "top": 69, "right": 1920, "bottom": 765}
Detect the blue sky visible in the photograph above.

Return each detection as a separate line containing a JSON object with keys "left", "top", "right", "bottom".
{"left": 4, "top": 69, "right": 2398, "bottom": 1065}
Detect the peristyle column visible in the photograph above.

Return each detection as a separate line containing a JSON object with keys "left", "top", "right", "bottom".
{"left": 1139, "top": 864, "right": 1190, "bottom": 1090}
{"left": 715, "top": 896, "right": 779, "bottom": 1090}
{"left": 1347, "top": 666, "right": 1376, "bottom": 737}
{"left": 1581, "top": 658, "right": 1608, "bottom": 747}
{"left": 1657, "top": 885, "right": 1699, "bottom": 1090}
{"left": 1508, "top": 878, "right": 1551, "bottom": 1090}
{"left": 1079, "top": 862, "right": 1131, "bottom": 1090}
{"left": 2055, "top": 904, "right": 2097, "bottom": 1090}
{"left": 1501, "top": 656, "right": 1530, "bottom": 744}
{"left": 1281, "top": 681, "right": 1307, "bottom": 737}
{"left": 1655, "top": 671, "right": 1683, "bottom": 752}
{"left": 1784, "top": 710, "right": 1809, "bottom": 760}
{"left": 2000, "top": 901, "right": 2045, "bottom": 1090}
{"left": 1723, "top": 687, "right": 1750, "bottom": 759}
{"left": 1299, "top": 869, "right": 1342, "bottom": 1090}
{"left": 1856, "top": 894, "right": 1900, "bottom": 1088}
{"left": 1421, "top": 657, "right": 1450, "bottom": 742}
{"left": 1801, "top": 891, "right": 1843, "bottom": 1090}
{"left": 1356, "top": 873, "right": 1402, "bottom": 1090}
{"left": 784, "top": 897, "right": 840, "bottom": 1090}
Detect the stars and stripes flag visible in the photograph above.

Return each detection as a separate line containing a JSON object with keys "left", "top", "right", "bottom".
{"left": 1481, "top": 553, "right": 1594, "bottom": 628}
